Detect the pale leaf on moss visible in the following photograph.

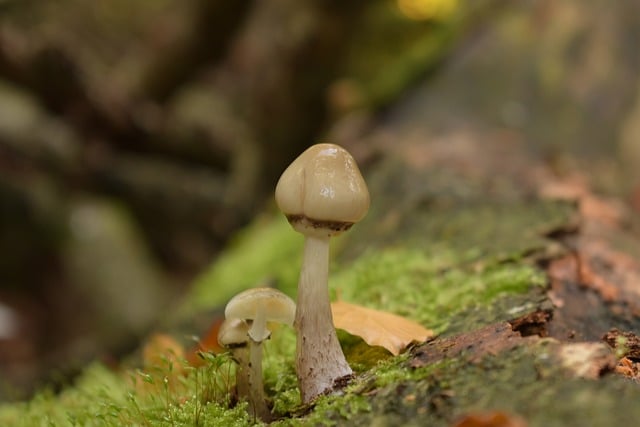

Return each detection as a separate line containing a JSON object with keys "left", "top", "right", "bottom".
{"left": 331, "top": 300, "right": 434, "bottom": 355}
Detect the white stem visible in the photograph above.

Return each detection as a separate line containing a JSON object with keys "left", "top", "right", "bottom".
{"left": 233, "top": 346, "right": 250, "bottom": 401}
{"left": 248, "top": 309, "right": 269, "bottom": 342}
{"left": 247, "top": 340, "right": 270, "bottom": 422}
{"left": 295, "top": 235, "right": 352, "bottom": 403}
{"left": 234, "top": 342, "right": 270, "bottom": 422}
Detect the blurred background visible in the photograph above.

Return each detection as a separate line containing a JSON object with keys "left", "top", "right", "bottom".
{"left": 1, "top": 0, "right": 639, "bottom": 400}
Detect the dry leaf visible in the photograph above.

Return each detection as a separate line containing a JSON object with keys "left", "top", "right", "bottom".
{"left": 133, "top": 333, "right": 186, "bottom": 394}
{"left": 143, "top": 333, "right": 185, "bottom": 371}
{"left": 331, "top": 300, "right": 433, "bottom": 355}
{"left": 186, "top": 316, "right": 226, "bottom": 367}
{"left": 451, "top": 411, "right": 528, "bottom": 427}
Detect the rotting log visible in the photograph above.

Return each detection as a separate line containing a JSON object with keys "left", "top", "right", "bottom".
{"left": 3, "top": 1, "right": 640, "bottom": 424}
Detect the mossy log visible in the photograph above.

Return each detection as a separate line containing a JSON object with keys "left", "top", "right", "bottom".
{"left": 4, "top": 89, "right": 639, "bottom": 426}
{"left": 3, "top": 1, "right": 640, "bottom": 426}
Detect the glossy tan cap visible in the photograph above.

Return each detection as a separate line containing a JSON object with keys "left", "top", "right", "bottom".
{"left": 217, "top": 318, "right": 250, "bottom": 347}
{"left": 275, "top": 143, "right": 370, "bottom": 234}
{"left": 225, "top": 288, "right": 296, "bottom": 324}
{"left": 224, "top": 287, "right": 296, "bottom": 342}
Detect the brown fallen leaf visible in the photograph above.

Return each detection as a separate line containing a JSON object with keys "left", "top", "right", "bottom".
{"left": 331, "top": 300, "right": 433, "bottom": 355}
{"left": 451, "top": 411, "right": 528, "bottom": 427}
{"left": 186, "top": 316, "right": 226, "bottom": 367}
{"left": 143, "top": 333, "right": 185, "bottom": 371}
{"left": 132, "top": 333, "right": 186, "bottom": 395}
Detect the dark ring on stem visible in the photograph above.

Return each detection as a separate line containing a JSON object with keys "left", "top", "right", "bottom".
{"left": 286, "top": 215, "right": 354, "bottom": 232}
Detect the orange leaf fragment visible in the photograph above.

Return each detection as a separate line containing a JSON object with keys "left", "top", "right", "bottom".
{"left": 143, "top": 333, "right": 185, "bottom": 371}
{"left": 331, "top": 300, "right": 433, "bottom": 355}
{"left": 452, "top": 411, "right": 528, "bottom": 427}
{"left": 186, "top": 316, "right": 226, "bottom": 367}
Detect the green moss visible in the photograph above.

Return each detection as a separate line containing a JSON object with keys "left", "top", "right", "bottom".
{"left": 0, "top": 354, "right": 258, "bottom": 426}
{"left": 332, "top": 247, "right": 545, "bottom": 333}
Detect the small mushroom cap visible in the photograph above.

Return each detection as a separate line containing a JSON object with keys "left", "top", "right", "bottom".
{"left": 275, "top": 143, "right": 370, "bottom": 236}
{"left": 224, "top": 287, "right": 296, "bottom": 341}
{"left": 217, "top": 318, "right": 250, "bottom": 347}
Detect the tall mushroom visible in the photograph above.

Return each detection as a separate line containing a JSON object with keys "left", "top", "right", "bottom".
{"left": 219, "top": 287, "right": 296, "bottom": 421}
{"left": 275, "top": 143, "right": 370, "bottom": 403}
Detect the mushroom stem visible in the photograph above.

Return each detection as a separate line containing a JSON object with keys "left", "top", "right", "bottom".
{"left": 232, "top": 345, "right": 251, "bottom": 401}
{"left": 248, "top": 310, "right": 269, "bottom": 342}
{"left": 295, "top": 234, "right": 352, "bottom": 403}
{"left": 231, "top": 342, "right": 270, "bottom": 422}
{"left": 246, "top": 340, "right": 270, "bottom": 422}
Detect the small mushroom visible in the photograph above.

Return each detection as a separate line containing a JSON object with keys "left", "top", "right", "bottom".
{"left": 225, "top": 287, "right": 296, "bottom": 343}
{"left": 217, "top": 319, "right": 253, "bottom": 407}
{"left": 219, "top": 287, "right": 296, "bottom": 421}
{"left": 275, "top": 143, "right": 370, "bottom": 403}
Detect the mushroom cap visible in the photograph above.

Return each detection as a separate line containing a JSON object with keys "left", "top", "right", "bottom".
{"left": 275, "top": 143, "right": 370, "bottom": 236}
{"left": 217, "top": 318, "right": 250, "bottom": 347}
{"left": 224, "top": 287, "right": 296, "bottom": 341}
